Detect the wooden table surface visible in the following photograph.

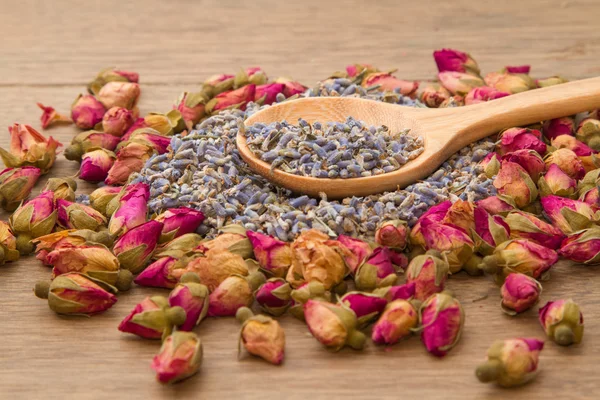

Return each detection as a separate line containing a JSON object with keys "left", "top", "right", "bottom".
{"left": 1, "top": 1, "right": 600, "bottom": 399}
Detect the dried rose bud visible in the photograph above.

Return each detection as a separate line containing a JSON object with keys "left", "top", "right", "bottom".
{"left": 418, "top": 83, "right": 451, "bottom": 108}
{"left": 9, "top": 190, "right": 56, "bottom": 254}
{"left": 34, "top": 273, "right": 117, "bottom": 315}
{"left": 105, "top": 142, "right": 155, "bottom": 185}
{"left": 373, "top": 282, "right": 416, "bottom": 302}
{"left": 362, "top": 72, "right": 419, "bottom": 97}
{"left": 497, "top": 128, "right": 546, "bottom": 156}
{"left": 372, "top": 299, "right": 419, "bottom": 345}
{"left": 481, "top": 239, "right": 558, "bottom": 283}
{"left": 472, "top": 207, "right": 510, "bottom": 255}
{"left": 420, "top": 292, "right": 464, "bottom": 357}
{"left": 579, "top": 154, "right": 600, "bottom": 173}
{"left": 421, "top": 220, "right": 474, "bottom": 273}
{"left": 476, "top": 338, "right": 544, "bottom": 387}
{"left": 580, "top": 187, "right": 600, "bottom": 210}
{"left": 119, "top": 295, "right": 186, "bottom": 340}
{"left": 501, "top": 273, "right": 542, "bottom": 314}
{"left": 56, "top": 199, "right": 107, "bottom": 231}
{"left": 577, "top": 169, "right": 600, "bottom": 195}
{"left": 336, "top": 234, "right": 372, "bottom": 275}
{"left": 501, "top": 150, "right": 546, "bottom": 181}
{"left": 551, "top": 134, "right": 595, "bottom": 157}
{"left": 476, "top": 195, "right": 517, "bottom": 216}
{"left": 113, "top": 220, "right": 163, "bottom": 274}
{"left": 304, "top": 299, "right": 366, "bottom": 351}
{"left": 493, "top": 161, "right": 538, "bottom": 208}
{"left": 375, "top": 220, "right": 409, "bottom": 250}
{"left": 355, "top": 247, "right": 398, "bottom": 291}
{"left": 288, "top": 281, "right": 331, "bottom": 320}
{"left": 64, "top": 130, "right": 120, "bottom": 161}
{"left": 107, "top": 186, "right": 148, "bottom": 237}
{"left": 537, "top": 76, "right": 568, "bottom": 87}
{"left": 87, "top": 67, "right": 139, "bottom": 95}
{"left": 345, "top": 63, "right": 377, "bottom": 77}
{"left": 441, "top": 199, "right": 475, "bottom": 233}
{"left": 102, "top": 107, "right": 134, "bottom": 136}
{"left": 439, "top": 95, "right": 465, "bottom": 108}
{"left": 503, "top": 65, "right": 531, "bottom": 74}
{"left": 409, "top": 200, "right": 452, "bottom": 248}
{"left": 543, "top": 116, "right": 575, "bottom": 141}
{"left": 274, "top": 77, "right": 306, "bottom": 98}
{"left": 0, "top": 124, "right": 61, "bottom": 174}
{"left": 438, "top": 71, "right": 485, "bottom": 96}
{"left": 558, "top": 226, "right": 600, "bottom": 264}
{"left": 254, "top": 83, "right": 285, "bottom": 105}
{"left": 541, "top": 195, "right": 597, "bottom": 234}
{"left": 79, "top": 149, "right": 116, "bottom": 182}
{"left": 152, "top": 331, "right": 202, "bottom": 384}
{"left": 197, "top": 225, "right": 253, "bottom": 259}
{"left": 172, "top": 249, "right": 248, "bottom": 291}
{"left": 340, "top": 291, "right": 388, "bottom": 326}
{"left": 464, "top": 86, "right": 509, "bottom": 105}
{"left": 207, "top": 271, "right": 265, "bottom": 317}
{"left": 538, "top": 164, "right": 577, "bottom": 198}
{"left": 255, "top": 278, "right": 292, "bottom": 316}
{"left": 71, "top": 94, "right": 106, "bottom": 129}
{"left": 89, "top": 186, "right": 121, "bottom": 217}
{"left": 504, "top": 211, "right": 564, "bottom": 250}
{"left": 120, "top": 129, "right": 172, "bottom": 155}
{"left": 405, "top": 253, "right": 449, "bottom": 301}
{"left": 33, "top": 229, "right": 112, "bottom": 265}
{"left": 168, "top": 274, "right": 209, "bottom": 331}
{"left": 43, "top": 177, "right": 77, "bottom": 202}
{"left": 0, "top": 166, "right": 41, "bottom": 212}
{"left": 154, "top": 207, "right": 205, "bottom": 243}
{"left": 174, "top": 92, "right": 207, "bottom": 130}
{"left": 203, "top": 73, "right": 235, "bottom": 96}
{"left": 433, "top": 48, "right": 480, "bottom": 75}
{"left": 97, "top": 81, "right": 140, "bottom": 110}
{"left": 234, "top": 67, "right": 267, "bottom": 88}
{"left": 539, "top": 299, "right": 584, "bottom": 346}
{"left": 576, "top": 118, "right": 600, "bottom": 150}
{"left": 544, "top": 148, "right": 585, "bottom": 180}
{"left": 206, "top": 84, "right": 256, "bottom": 114}
{"left": 154, "top": 233, "right": 203, "bottom": 260}
{"left": 485, "top": 72, "right": 535, "bottom": 94}
{"left": 143, "top": 111, "right": 186, "bottom": 136}
{"left": 247, "top": 230, "right": 293, "bottom": 278}
{"left": 0, "top": 221, "right": 19, "bottom": 264}
{"left": 134, "top": 256, "right": 181, "bottom": 289}
{"left": 37, "top": 103, "right": 72, "bottom": 129}
{"left": 236, "top": 307, "right": 285, "bottom": 365}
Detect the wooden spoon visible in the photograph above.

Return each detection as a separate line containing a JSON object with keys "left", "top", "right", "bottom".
{"left": 237, "top": 77, "right": 600, "bottom": 199}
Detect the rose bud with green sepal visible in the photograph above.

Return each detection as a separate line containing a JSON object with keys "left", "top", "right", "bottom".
{"left": 362, "top": 72, "right": 418, "bottom": 97}
{"left": 9, "top": 190, "right": 56, "bottom": 254}
{"left": 479, "top": 152, "right": 500, "bottom": 178}
{"left": 500, "top": 273, "right": 542, "bottom": 315}
{"left": 354, "top": 247, "right": 399, "bottom": 291}
{"left": 207, "top": 271, "right": 266, "bottom": 317}
{"left": 105, "top": 142, "right": 155, "bottom": 185}
{"left": 134, "top": 256, "right": 181, "bottom": 289}
{"left": 197, "top": 224, "right": 253, "bottom": 259}
{"left": 538, "top": 164, "right": 577, "bottom": 198}
{"left": 206, "top": 84, "right": 256, "bottom": 114}
{"left": 440, "top": 199, "right": 475, "bottom": 233}
{"left": 151, "top": 331, "right": 202, "bottom": 385}
{"left": 143, "top": 111, "right": 186, "bottom": 136}
{"left": 420, "top": 219, "right": 474, "bottom": 273}
{"left": 0, "top": 166, "right": 41, "bottom": 212}
{"left": 339, "top": 291, "right": 388, "bottom": 326}
{"left": 107, "top": 183, "right": 148, "bottom": 236}
{"left": 56, "top": 199, "right": 107, "bottom": 231}
{"left": 64, "top": 130, "right": 120, "bottom": 161}
{"left": 493, "top": 162, "right": 538, "bottom": 208}
{"left": 97, "top": 81, "right": 140, "bottom": 110}
{"left": 476, "top": 195, "right": 517, "bottom": 216}
{"left": 87, "top": 67, "right": 138, "bottom": 95}
{"left": 168, "top": 273, "right": 209, "bottom": 331}
{"left": 537, "top": 76, "right": 568, "bottom": 87}
{"left": 89, "top": 186, "right": 121, "bottom": 217}
{"left": 0, "top": 123, "right": 62, "bottom": 174}
{"left": 174, "top": 92, "right": 207, "bottom": 130}
{"left": 544, "top": 148, "right": 585, "bottom": 180}
{"left": 485, "top": 72, "right": 535, "bottom": 94}
{"left": 542, "top": 116, "right": 574, "bottom": 141}
{"left": 337, "top": 234, "right": 373, "bottom": 275}
{"left": 37, "top": 102, "right": 72, "bottom": 129}
{"left": 418, "top": 83, "right": 451, "bottom": 108}
{"left": 540, "top": 195, "right": 598, "bottom": 235}
{"left": 118, "top": 295, "right": 186, "bottom": 340}
{"left": 79, "top": 149, "right": 116, "bottom": 182}
{"left": 551, "top": 134, "right": 596, "bottom": 156}
{"left": 247, "top": 230, "right": 293, "bottom": 277}
{"left": 405, "top": 252, "right": 448, "bottom": 301}
{"left": 274, "top": 77, "right": 306, "bottom": 97}
{"left": 464, "top": 87, "right": 509, "bottom": 106}
{"left": 236, "top": 307, "right": 285, "bottom": 365}
{"left": 496, "top": 128, "right": 546, "bottom": 156}
{"left": 501, "top": 150, "right": 546, "bottom": 182}
{"left": 576, "top": 118, "right": 600, "bottom": 150}
{"left": 43, "top": 177, "right": 77, "bottom": 202}
{"left": 71, "top": 94, "right": 106, "bottom": 129}
{"left": 113, "top": 220, "right": 163, "bottom": 274}
{"left": 375, "top": 220, "right": 409, "bottom": 250}
{"left": 409, "top": 200, "right": 452, "bottom": 248}
{"left": 373, "top": 282, "right": 416, "bottom": 302}
{"left": 433, "top": 48, "right": 480, "bottom": 75}
{"left": 372, "top": 299, "right": 420, "bottom": 346}
{"left": 33, "top": 229, "right": 113, "bottom": 265}
{"left": 170, "top": 249, "right": 248, "bottom": 291}
{"left": 419, "top": 292, "right": 464, "bottom": 357}
{"left": 154, "top": 207, "right": 205, "bottom": 243}
{"left": 288, "top": 281, "right": 331, "bottom": 321}
{"left": 304, "top": 299, "right": 367, "bottom": 351}
{"left": 255, "top": 278, "right": 292, "bottom": 316}
{"left": 472, "top": 207, "right": 511, "bottom": 256}
{"left": 437, "top": 71, "right": 484, "bottom": 96}
{"left": 504, "top": 211, "right": 565, "bottom": 250}
{"left": 0, "top": 221, "right": 20, "bottom": 265}
{"left": 539, "top": 299, "right": 584, "bottom": 346}
{"left": 558, "top": 226, "right": 600, "bottom": 264}
{"left": 102, "top": 106, "right": 134, "bottom": 137}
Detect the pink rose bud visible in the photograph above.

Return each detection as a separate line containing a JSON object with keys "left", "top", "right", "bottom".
{"left": 154, "top": 207, "right": 205, "bottom": 243}
{"left": 134, "top": 256, "right": 181, "bottom": 289}
{"left": 152, "top": 331, "right": 202, "bottom": 384}
{"left": 241, "top": 67, "right": 267, "bottom": 86}
{"left": 89, "top": 185, "right": 122, "bottom": 216}
{"left": 33, "top": 230, "right": 89, "bottom": 265}
{"left": 501, "top": 273, "right": 542, "bottom": 314}
{"left": 336, "top": 234, "right": 373, "bottom": 275}
{"left": 409, "top": 200, "right": 452, "bottom": 248}
{"left": 274, "top": 77, "right": 307, "bottom": 98}
{"left": 372, "top": 299, "right": 419, "bottom": 345}
{"left": 389, "top": 250, "right": 408, "bottom": 270}
{"left": 544, "top": 148, "right": 585, "bottom": 180}
{"left": 87, "top": 67, "right": 139, "bottom": 95}
{"left": 476, "top": 195, "right": 517, "bottom": 216}
{"left": 255, "top": 278, "right": 292, "bottom": 316}
{"left": 64, "top": 130, "right": 121, "bottom": 161}
{"left": 113, "top": 220, "right": 163, "bottom": 274}
{"left": 246, "top": 230, "right": 293, "bottom": 277}
{"left": 420, "top": 292, "right": 464, "bottom": 357}
{"left": 207, "top": 271, "right": 265, "bottom": 317}
{"left": 464, "top": 86, "right": 509, "bottom": 105}
{"left": 559, "top": 226, "right": 600, "bottom": 264}
{"left": 121, "top": 117, "right": 147, "bottom": 139}
{"left": 105, "top": 142, "right": 155, "bottom": 185}
{"left": 493, "top": 161, "right": 538, "bottom": 208}
{"left": 362, "top": 72, "right": 419, "bottom": 97}
{"left": 0, "top": 221, "right": 20, "bottom": 265}
{"left": 440, "top": 199, "right": 476, "bottom": 233}
{"left": 541, "top": 195, "right": 596, "bottom": 234}
{"left": 473, "top": 207, "right": 510, "bottom": 255}
{"left": 373, "top": 282, "right": 416, "bottom": 302}
{"left": 122, "top": 130, "right": 172, "bottom": 155}
{"left": 172, "top": 248, "right": 248, "bottom": 291}
{"left": 539, "top": 299, "right": 584, "bottom": 346}
{"left": 501, "top": 149, "right": 546, "bottom": 181}
{"left": 504, "top": 211, "right": 565, "bottom": 250}
{"left": 304, "top": 299, "right": 367, "bottom": 351}
{"left": 197, "top": 225, "right": 252, "bottom": 259}
{"left": 497, "top": 127, "right": 546, "bottom": 156}
{"left": 56, "top": 199, "right": 107, "bottom": 231}
{"left": 418, "top": 83, "right": 451, "bottom": 108}
{"left": 345, "top": 63, "right": 377, "bottom": 77}
{"left": 79, "top": 149, "right": 116, "bottom": 182}
{"left": 0, "top": 124, "right": 62, "bottom": 174}
{"left": 433, "top": 48, "right": 480, "bottom": 75}
{"left": 437, "top": 71, "right": 485, "bottom": 96}
{"left": 102, "top": 107, "right": 134, "bottom": 136}
{"left": 375, "top": 220, "right": 409, "bottom": 250}
{"left": 543, "top": 116, "right": 575, "bottom": 141}
{"left": 108, "top": 184, "right": 148, "bottom": 236}
{"left": 71, "top": 94, "right": 106, "bottom": 129}
{"left": 576, "top": 118, "right": 600, "bottom": 150}
{"left": 476, "top": 338, "right": 544, "bottom": 387}
{"left": 168, "top": 274, "right": 209, "bottom": 331}
{"left": 236, "top": 307, "right": 285, "bottom": 365}
{"left": 174, "top": 92, "right": 207, "bottom": 130}
{"left": 37, "top": 103, "right": 72, "bottom": 129}
{"left": 97, "top": 81, "right": 140, "bottom": 110}
{"left": 580, "top": 187, "right": 600, "bottom": 210}
{"left": 537, "top": 76, "right": 568, "bottom": 87}
{"left": 254, "top": 83, "right": 285, "bottom": 105}
{"left": 355, "top": 247, "right": 398, "bottom": 291}
{"left": 204, "top": 73, "right": 235, "bottom": 87}
{"left": 551, "top": 134, "right": 595, "bottom": 157}
{"left": 481, "top": 239, "right": 558, "bottom": 283}
{"left": 339, "top": 291, "right": 388, "bottom": 326}
{"left": 484, "top": 72, "right": 535, "bottom": 94}
{"left": 9, "top": 190, "right": 56, "bottom": 254}
{"left": 405, "top": 253, "right": 449, "bottom": 301}
{"left": 537, "top": 164, "right": 577, "bottom": 198}
{"left": 504, "top": 65, "right": 531, "bottom": 74}
{"left": 118, "top": 295, "right": 186, "bottom": 340}
{"left": 0, "top": 166, "right": 41, "bottom": 211}
{"left": 34, "top": 273, "right": 117, "bottom": 315}
{"left": 205, "top": 84, "right": 256, "bottom": 114}
{"left": 421, "top": 219, "right": 474, "bottom": 273}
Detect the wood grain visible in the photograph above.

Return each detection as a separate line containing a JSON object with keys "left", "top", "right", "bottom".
{"left": 1, "top": 1, "right": 600, "bottom": 399}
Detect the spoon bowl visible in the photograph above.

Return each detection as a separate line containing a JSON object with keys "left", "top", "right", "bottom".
{"left": 238, "top": 77, "right": 600, "bottom": 199}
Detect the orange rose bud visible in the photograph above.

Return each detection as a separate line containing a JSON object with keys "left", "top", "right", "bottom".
{"left": 484, "top": 72, "right": 535, "bottom": 94}
{"left": 375, "top": 220, "right": 409, "bottom": 250}
{"left": 118, "top": 295, "right": 186, "bottom": 340}
{"left": 236, "top": 307, "right": 285, "bottom": 365}
{"left": 247, "top": 230, "right": 292, "bottom": 277}
{"left": 0, "top": 221, "right": 20, "bottom": 265}
{"left": 171, "top": 249, "right": 249, "bottom": 291}
{"left": 418, "top": 83, "right": 451, "bottom": 108}
{"left": 102, "top": 107, "right": 134, "bottom": 137}
{"left": 544, "top": 148, "right": 585, "bottom": 180}
{"left": 0, "top": 124, "right": 62, "bottom": 174}
{"left": 37, "top": 103, "right": 72, "bottom": 129}
{"left": 493, "top": 162, "right": 538, "bottom": 208}
{"left": 207, "top": 271, "right": 266, "bottom": 317}
{"left": 151, "top": 331, "right": 202, "bottom": 384}
{"left": 97, "top": 81, "right": 141, "bottom": 110}
{"left": 105, "top": 142, "right": 155, "bottom": 185}
{"left": 438, "top": 71, "right": 485, "bottom": 96}
{"left": 71, "top": 94, "right": 106, "bottom": 129}
{"left": 304, "top": 299, "right": 367, "bottom": 351}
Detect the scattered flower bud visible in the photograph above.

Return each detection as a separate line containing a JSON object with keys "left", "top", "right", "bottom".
{"left": 0, "top": 124, "right": 61, "bottom": 174}
{"left": 484, "top": 72, "right": 535, "bottom": 94}
{"left": 538, "top": 164, "right": 577, "bottom": 198}
{"left": 97, "top": 81, "right": 140, "bottom": 110}
{"left": 372, "top": 299, "right": 419, "bottom": 345}
{"left": 172, "top": 249, "right": 248, "bottom": 291}
{"left": 174, "top": 92, "right": 207, "bottom": 130}
{"left": 246, "top": 230, "right": 293, "bottom": 277}
{"left": 134, "top": 256, "right": 182, "bottom": 289}
{"left": 476, "top": 195, "right": 517, "bottom": 216}
{"left": 438, "top": 71, "right": 485, "bottom": 96}
{"left": 405, "top": 253, "right": 449, "bottom": 301}
{"left": 206, "top": 84, "right": 256, "bottom": 114}
{"left": 355, "top": 247, "right": 398, "bottom": 291}
{"left": 464, "top": 86, "right": 509, "bottom": 105}
{"left": 32, "top": 229, "right": 113, "bottom": 265}
{"left": 539, "top": 299, "right": 584, "bottom": 346}
{"left": 168, "top": 274, "right": 209, "bottom": 331}
{"left": 198, "top": 225, "right": 253, "bottom": 259}
{"left": 420, "top": 292, "right": 464, "bottom": 357}
{"left": 34, "top": 273, "right": 117, "bottom": 315}
{"left": 254, "top": 83, "right": 285, "bottom": 105}
{"left": 418, "top": 83, "right": 451, "bottom": 108}
{"left": 504, "top": 211, "right": 565, "bottom": 250}
{"left": 409, "top": 200, "right": 452, "bottom": 248}
{"left": 89, "top": 186, "right": 121, "bottom": 217}
{"left": 37, "top": 103, "right": 72, "bottom": 129}
{"left": 480, "top": 239, "right": 558, "bottom": 283}
{"left": 151, "top": 207, "right": 204, "bottom": 244}
{"left": 501, "top": 273, "right": 542, "bottom": 314}
{"left": 421, "top": 219, "right": 474, "bottom": 273}
{"left": 373, "top": 282, "right": 416, "bottom": 302}
{"left": 79, "top": 149, "right": 116, "bottom": 182}
{"left": 56, "top": 199, "right": 107, "bottom": 231}
{"left": 375, "top": 220, "right": 409, "bottom": 250}
{"left": 558, "top": 226, "right": 600, "bottom": 264}
{"left": 107, "top": 183, "right": 148, "bottom": 236}
{"left": 113, "top": 220, "right": 163, "bottom": 274}
{"left": 151, "top": 331, "right": 202, "bottom": 384}
{"left": 0, "top": 167, "right": 40, "bottom": 211}
{"left": 497, "top": 128, "right": 546, "bottom": 156}
{"left": 274, "top": 77, "right": 306, "bottom": 97}
{"left": 304, "top": 299, "right": 366, "bottom": 351}
{"left": 537, "top": 76, "right": 568, "bottom": 87}
{"left": 541, "top": 195, "right": 597, "bottom": 234}
{"left": 121, "top": 129, "right": 171, "bottom": 155}
{"left": 472, "top": 207, "right": 510, "bottom": 255}
{"left": 345, "top": 63, "right": 377, "bottom": 77}
{"left": 340, "top": 291, "right": 388, "bottom": 326}
{"left": 236, "top": 307, "right": 285, "bottom": 365}
{"left": 9, "top": 190, "right": 56, "bottom": 254}
{"left": 336, "top": 234, "right": 373, "bottom": 275}
{"left": 87, "top": 67, "right": 139, "bottom": 95}
{"left": 551, "top": 134, "right": 595, "bottom": 157}
{"left": 288, "top": 281, "right": 331, "bottom": 320}
{"left": 64, "top": 130, "right": 120, "bottom": 161}
{"left": 71, "top": 94, "right": 106, "bottom": 129}
{"left": 544, "top": 148, "right": 585, "bottom": 180}
{"left": 102, "top": 107, "right": 134, "bottom": 136}
{"left": 493, "top": 161, "right": 538, "bottom": 208}
{"left": 207, "top": 271, "right": 265, "bottom": 317}
{"left": 118, "top": 295, "right": 186, "bottom": 340}
{"left": 0, "top": 221, "right": 19, "bottom": 264}
{"left": 433, "top": 48, "right": 480, "bottom": 75}
{"left": 154, "top": 233, "right": 203, "bottom": 260}
{"left": 255, "top": 278, "right": 292, "bottom": 316}
{"left": 475, "top": 338, "right": 544, "bottom": 387}
{"left": 441, "top": 199, "right": 475, "bottom": 233}
{"left": 105, "top": 142, "right": 155, "bottom": 185}
{"left": 43, "top": 177, "right": 77, "bottom": 202}
{"left": 501, "top": 149, "right": 546, "bottom": 182}
{"left": 543, "top": 116, "right": 575, "bottom": 141}
{"left": 362, "top": 72, "right": 419, "bottom": 97}
{"left": 143, "top": 110, "right": 186, "bottom": 136}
